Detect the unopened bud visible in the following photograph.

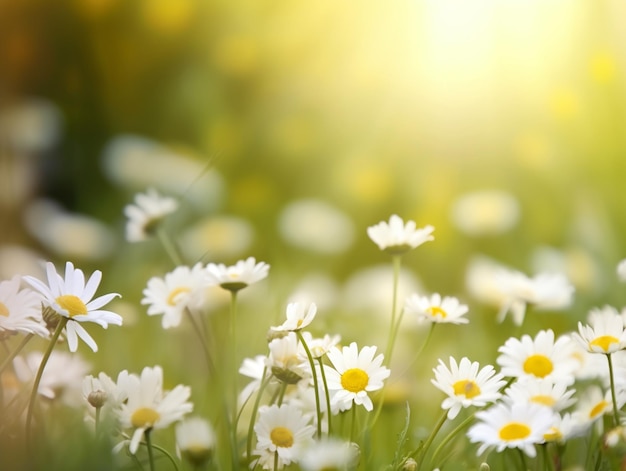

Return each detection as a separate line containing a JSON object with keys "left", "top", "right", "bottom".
{"left": 87, "top": 390, "right": 108, "bottom": 408}
{"left": 401, "top": 458, "right": 417, "bottom": 470}
{"left": 479, "top": 463, "right": 491, "bottom": 471}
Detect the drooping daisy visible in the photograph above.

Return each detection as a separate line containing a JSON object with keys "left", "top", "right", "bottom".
{"left": 325, "top": 342, "right": 390, "bottom": 412}
{"left": 467, "top": 402, "right": 555, "bottom": 457}
{"left": 0, "top": 275, "right": 48, "bottom": 338}
{"left": 118, "top": 365, "right": 193, "bottom": 454}
{"left": 503, "top": 377, "right": 576, "bottom": 412}
{"left": 272, "top": 302, "right": 317, "bottom": 332}
{"left": 494, "top": 270, "right": 574, "bottom": 326}
{"left": 497, "top": 330, "right": 578, "bottom": 385}
{"left": 206, "top": 257, "right": 269, "bottom": 292}
{"left": 176, "top": 416, "right": 216, "bottom": 467}
{"left": 268, "top": 333, "right": 308, "bottom": 385}
{"left": 574, "top": 306, "right": 626, "bottom": 354}
{"left": 299, "top": 438, "right": 360, "bottom": 471}
{"left": 141, "top": 262, "right": 209, "bottom": 329}
{"left": 254, "top": 403, "right": 315, "bottom": 466}
{"left": 431, "top": 357, "right": 506, "bottom": 419}
{"left": 404, "top": 293, "right": 469, "bottom": 325}
{"left": 367, "top": 215, "right": 434, "bottom": 255}
{"left": 617, "top": 259, "right": 626, "bottom": 283}
{"left": 124, "top": 188, "right": 178, "bottom": 242}
{"left": 23, "top": 261, "right": 122, "bottom": 352}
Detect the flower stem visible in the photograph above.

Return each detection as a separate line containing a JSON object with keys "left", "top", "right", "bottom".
{"left": 297, "top": 331, "right": 323, "bottom": 439}
{"left": 184, "top": 308, "right": 215, "bottom": 376}
{"left": 156, "top": 228, "right": 183, "bottom": 266}
{"left": 25, "top": 317, "right": 68, "bottom": 450}
{"left": 349, "top": 404, "right": 358, "bottom": 444}
{"left": 317, "top": 357, "right": 332, "bottom": 435}
{"left": 229, "top": 291, "right": 239, "bottom": 469}
{"left": 246, "top": 371, "right": 271, "bottom": 463}
{"left": 430, "top": 411, "right": 475, "bottom": 465}
{"left": 145, "top": 428, "right": 156, "bottom": 471}
{"left": 0, "top": 333, "right": 34, "bottom": 374}
{"left": 384, "top": 255, "right": 402, "bottom": 364}
{"left": 415, "top": 409, "right": 448, "bottom": 470}
{"left": 606, "top": 353, "right": 621, "bottom": 427}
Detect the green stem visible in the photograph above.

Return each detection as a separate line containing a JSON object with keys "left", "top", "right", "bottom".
{"left": 229, "top": 291, "right": 240, "bottom": 470}
{"left": 317, "top": 357, "right": 332, "bottom": 436}
{"left": 517, "top": 448, "right": 528, "bottom": 471}
{"left": 431, "top": 411, "right": 475, "bottom": 465}
{"left": 383, "top": 255, "right": 402, "bottom": 364}
{"left": 0, "top": 333, "right": 34, "bottom": 374}
{"left": 145, "top": 428, "right": 156, "bottom": 471}
{"left": 95, "top": 406, "right": 101, "bottom": 436}
{"left": 246, "top": 371, "right": 271, "bottom": 463}
{"left": 26, "top": 317, "right": 68, "bottom": 449}
{"left": 150, "top": 441, "right": 180, "bottom": 471}
{"left": 297, "top": 331, "right": 323, "bottom": 439}
{"left": 184, "top": 308, "right": 215, "bottom": 376}
{"left": 415, "top": 410, "right": 448, "bottom": 470}
{"left": 349, "top": 404, "right": 358, "bottom": 444}
{"left": 606, "top": 353, "right": 621, "bottom": 427}
{"left": 156, "top": 228, "right": 183, "bottom": 266}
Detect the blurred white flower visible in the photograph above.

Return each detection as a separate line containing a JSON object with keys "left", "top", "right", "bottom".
{"left": 0, "top": 245, "right": 45, "bottom": 281}
{"left": 574, "top": 306, "right": 626, "bottom": 354}
{"left": 299, "top": 438, "right": 359, "bottom": 471}
{"left": 179, "top": 215, "right": 254, "bottom": 261}
{"left": 0, "top": 275, "right": 48, "bottom": 338}
{"left": 124, "top": 188, "right": 178, "bottom": 242}
{"left": 101, "top": 134, "right": 224, "bottom": 210}
{"left": 176, "top": 417, "right": 216, "bottom": 466}
{"left": 404, "top": 293, "right": 469, "bottom": 325}
{"left": 0, "top": 99, "right": 61, "bottom": 153}
{"left": 367, "top": 215, "right": 434, "bottom": 255}
{"left": 23, "top": 199, "right": 116, "bottom": 261}
{"left": 278, "top": 199, "right": 355, "bottom": 254}
{"left": 450, "top": 190, "right": 520, "bottom": 236}
{"left": 617, "top": 259, "right": 626, "bottom": 282}
{"left": 206, "top": 257, "right": 269, "bottom": 292}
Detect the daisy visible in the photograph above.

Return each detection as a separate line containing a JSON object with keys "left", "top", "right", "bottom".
{"left": 617, "top": 259, "right": 626, "bottom": 282}
{"left": 124, "top": 188, "right": 178, "bottom": 242}
{"left": 118, "top": 365, "right": 193, "bottom": 454}
{"left": 23, "top": 261, "right": 122, "bottom": 352}
{"left": 325, "top": 342, "right": 390, "bottom": 412}
{"left": 239, "top": 354, "right": 272, "bottom": 405}
{"left": 268, "top": 333, "right": 308, "bottom": 385}
{"left": 176, "top": 416, "right": 216, "bottom": 467}
{"left": 494, "top": 270, "right": 574, "bottom": 326}
{"left": 272, "top": 302, "right": 317, "bottom": 332}
{"left": 141, "top": 262, "right": 209, "bottom": 329}
{"left": 298, "top": 332, "right": 341, "bottom": 359}
{"left": 497, "top": 330, "right": 578, "bottom": 385}
{"left": 367, "top": 215, "right": 434, "bottom": 255}
{"left": 503, "top": 377, "right": 576, "bottom": 411}
{"left": 206, "top": 257, "right": 269, "bottom": 292}
{"left": 571, "top": 385, "right": 618, "bottom": 431}
{"left": 467, "top": 402, "right": 555, "bottom": 457}
{"left": 254, "top": 403, "right": 315, "bottom": 466}
{"left": 574, "top": 306, "right": 626, "bottom": 354}
{"left": 0, "top": 275, "right": 48, "bottom": 338}
{"left": 404, "top": 293, "right": 469, "bottom": 325}
{"left": 299, "top": 438, "right": 360, "bottom": 471}
{"left": 431, "top": 357, "right": 506, "bottom": 419}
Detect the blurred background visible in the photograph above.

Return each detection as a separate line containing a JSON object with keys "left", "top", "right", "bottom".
{"left": 2, "top": 0, "right": 626, "bottom": 465}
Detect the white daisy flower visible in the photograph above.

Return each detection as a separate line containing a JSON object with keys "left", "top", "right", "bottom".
{"left": 239, "top": 355, "right": 272, "bottom": 405}
{"left": 503, "top": 377, "right": 576, "bottom": 411}
{"left": 206, "top": 256, "right": 269, "bottom": 292}
{"left": 176, "top": 416, "right": 216, "bottom": 467}
{"left": 468, "top": 402, "right": 555, "bottom": 457}
{"left": 14, "top": 350, "right": 90, "bottom": 406}
{"left": 325, "top": 342, "right": 390, "bottom": 412}
{"left": 0, "top": 275, "right": 48, "bottom": 338}
{"left": 23, "top": 261, "right": 122, "bottom": 352}
{"left": 272, "top": 302, "right": 317, "bottom": 332}
{"left": 299, "top": 438, "right": 359, "bottom": 471}
{"left": 141, "top": 262, "right": 209, "bottom": 329}
{"left": 124, "top": 188, "right": 178, "bottom": 242}
{"left": 571, "top": 385, "right": 619, "bottom": 431}
{"left": 431, "top": 357, "right": 506, "bottom": 419}
{"left": 617, "top": 259, "right": 626, "bottom": 282}
{"left": 494, "top": 270, "right": 574, "bottom": 326}
{"left": 574, "top": 306, "right": 626, "bottom": 354}
{"left": 298, "top": 332, "right": 341, "bottom": 359}
{"left": 367, "top": 215, "right": 434, "bottom": 255}
{"left": 404, "top": 293, "right": 469, "bottom": 325}
{"left": 254, "top": 403, "right": 315, "bottom": 466}
{"left": 118, "top": 365, "right": 193, "bottom": 454}
{"left": 497, "top": 330, "right": 578, "bottom": 385}
{"left": 268, "top": 333, "right": 308, "bottom": 385}
{"left": 543, "top": 412, "right": 586, "bottom": 444}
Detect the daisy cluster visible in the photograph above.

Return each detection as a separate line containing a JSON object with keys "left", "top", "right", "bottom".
{"left": 3, "top": 190, "right": 626, "bottom": 471}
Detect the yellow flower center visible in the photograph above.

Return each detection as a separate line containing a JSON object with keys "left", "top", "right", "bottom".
{"left": 523, "top": 354, "right": 553, "bottom": 378}
{"left": 131, "top": 407, "right": 161, "bottom": 428}
{"left": 167, "top": 287, "right": 191, "bottom": 306}
{"left": 543, "top": 426, "right": 563, "bottom": 442}
{"left": 341, "top": 368, "right": 369, "bottom": 393}
{"left": 590, "top": 400, "right": 608, "bottom": 419}
{"left": 499, "top": 422, "right": 531, "bottom": 441}
{"left": 531, "top": 395, "right": 556, "bottom": 407}
{"left": 590, "top": 335, "right": 619, "bottom": 352}
{"left": 270, "top": 426, "right": 294, "bottom": 448}
{"left": 427, "top": 306, "right": 447, "bottom": 318}
{"left": 0, "top": 302, "right": 9, "bottom": 317}
{"left": 55, "top": 295, "right": 88, "bottom": 317}
{"left": 452, "top": 379, "right": 481, "bottom": 399}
